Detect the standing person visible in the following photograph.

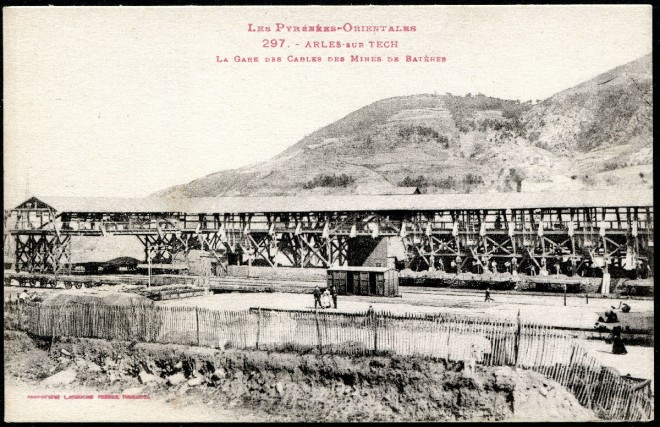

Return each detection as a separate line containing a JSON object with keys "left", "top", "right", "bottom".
{"left": 484, "top": 287, "right": 493, "bottom": 302}
{"left": 313, "top": 286, "right": 322, "bottom": 309}
{"left": 611, "top": 327, "right": 627, "bottom": 355}
{"left": 18, "top": 289, "right": 28, "bottom": 302}
{"left": 321, "top": 288, "right": 331, "bottom": 309}
{"left": 511, "top": 257, "right": 518, "bottom": 275}
{"left": 329, "top": 284, "right": 338, "bottom": 309}
{"left": 366, "top": 305, "right": 375, "bottom": 329}
{"left": 528, "top": 264, "right": 537, "bottom": 276}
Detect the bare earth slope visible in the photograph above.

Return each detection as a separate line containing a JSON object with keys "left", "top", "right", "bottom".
{"left": 156, "top": 54, "right": 652, "bottom": 197}
{"left": 4, "top": 331, "right": 596, "bottom": 422}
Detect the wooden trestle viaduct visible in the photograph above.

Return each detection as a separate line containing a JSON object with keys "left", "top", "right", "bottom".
{"left": 5, "top": 191, "right": 654, "bottom": 278}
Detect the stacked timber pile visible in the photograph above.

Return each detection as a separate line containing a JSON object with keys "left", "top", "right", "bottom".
{"left": 225, "top": 265, "right": 326, "bottom": 282}
{"left": 130, "top": 285, "right": 206, "bottom": 301}
{"left": 209, "top": 276, "right": 319, "bottom": 294}
{"left": 447, "top": 272, "right": 521, "bottom": 290}
{"left": 519, "top": 275, "right": 600, "bottom": 293}
{"left": 399, "top": 270, "right": 521, "bottom": 290}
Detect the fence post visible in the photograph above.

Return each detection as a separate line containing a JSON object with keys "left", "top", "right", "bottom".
{"left": 256, "top": 308, "right": 261, "bottom": 350}
{"left": 196, "top": 306, "right": 200, "bottom": 346}
{"left": 514, "top": 310, "right": 521, "bottom": 367}
{"left": 49, "top": 306, "right": 56, "bottom": 356}
{"left": 36, "top": 304, "right": 41, "bottom": 336}
{"left": 373, "top": 310, "right": 378, "bottom": 354}
{"left": 314, "top": 309, "right": 323, "bottom": 354}
{"left": 18, "top": 301, "right": 23, "bottom": 331}
{"left": 624, "top": 390, "right": 634, "bottom": 420}
{"left": 568, "top": 344, "right": 577, "bottom": 366}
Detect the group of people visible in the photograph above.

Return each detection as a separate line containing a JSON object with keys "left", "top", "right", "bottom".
{"left": 17, "top": 289, "right": 39, "bottom": 303}
{"left": 313, "top": 285, "right": 337, "bottom": 309}
{"left": 604, "top": 303, "right": 631, "bottom": 355}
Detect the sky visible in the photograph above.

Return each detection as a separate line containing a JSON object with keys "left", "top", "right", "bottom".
{"left": 3, "top": 5, "right": 652, "bottom": 207}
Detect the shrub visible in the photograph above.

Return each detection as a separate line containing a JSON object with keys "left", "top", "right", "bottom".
{"left": 398, "top": 175, "right": 429, "bottom": 188}
{"left": 433, "top": 176, "right": 456, "bottom": 189}
{"left": 503, "top": 168, "right": 524, "bottom": 192}
{"left": 528, "top": 131, "right": 540, "bottom": 143}
{"left": 601, "top": 160, "right": 627, "bottom": 172}
{"left": 462, "top": 174, "right": 484, "bottom": 186}
{"left": 303, "top": 173, "right": 356, "bottom": 189}
{"left": 397, "top": 126, "right": 448, "bottom": 147}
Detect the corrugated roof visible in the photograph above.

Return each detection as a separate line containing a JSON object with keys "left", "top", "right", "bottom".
{"left": 23, "top": 189, "right": 653, "bottom": 214}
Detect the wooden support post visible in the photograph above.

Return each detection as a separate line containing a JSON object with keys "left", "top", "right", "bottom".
{"left": 564, "top": 284, "right": 567, "bottom": 306}
{"left": 571, "top": 237, "right": 577, "bottom": 276}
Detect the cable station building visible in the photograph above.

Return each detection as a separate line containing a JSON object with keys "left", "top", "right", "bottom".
{"left": 4, "top": 190, "right": 654, "bottom": 283}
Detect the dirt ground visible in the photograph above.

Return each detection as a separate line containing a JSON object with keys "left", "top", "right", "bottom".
{"left": 156, "top": 289, "right": 654, "bottom": 382}
{"left": 4, "top": 331, "right": 597, "bottom": 422}
{"left": 4, "top": 380, "right": 261, "bottom": 422}
{"left": 157, "top": 288, "right": 653, "bottom": 330}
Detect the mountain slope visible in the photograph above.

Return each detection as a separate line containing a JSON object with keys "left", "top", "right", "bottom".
{"left": 157, "top": 54, "right": 652, "bottom": 197}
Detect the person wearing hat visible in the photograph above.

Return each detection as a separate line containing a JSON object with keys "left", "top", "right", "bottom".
{"left": 313, "top": 286, "right": 322, "bottom": 309}
{"left": 329, "top": 284, "right": 338, "bottom": 309}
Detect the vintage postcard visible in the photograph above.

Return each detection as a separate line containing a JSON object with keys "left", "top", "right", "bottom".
{"left": 3, "top": 5, "right": 653, "bottom": 422}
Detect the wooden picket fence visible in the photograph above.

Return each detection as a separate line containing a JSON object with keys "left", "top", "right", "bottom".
{"left": 3, "top": 300, "right": 653, "bottom": 421}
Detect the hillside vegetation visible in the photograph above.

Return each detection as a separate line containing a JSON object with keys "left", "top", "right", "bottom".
{"left": 157, "top": 54, "right": 652, "bottom": 197}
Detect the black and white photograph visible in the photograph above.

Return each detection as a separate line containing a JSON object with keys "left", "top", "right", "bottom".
{"left": 3, "top": 4, "right": 653, "bottom": 422}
